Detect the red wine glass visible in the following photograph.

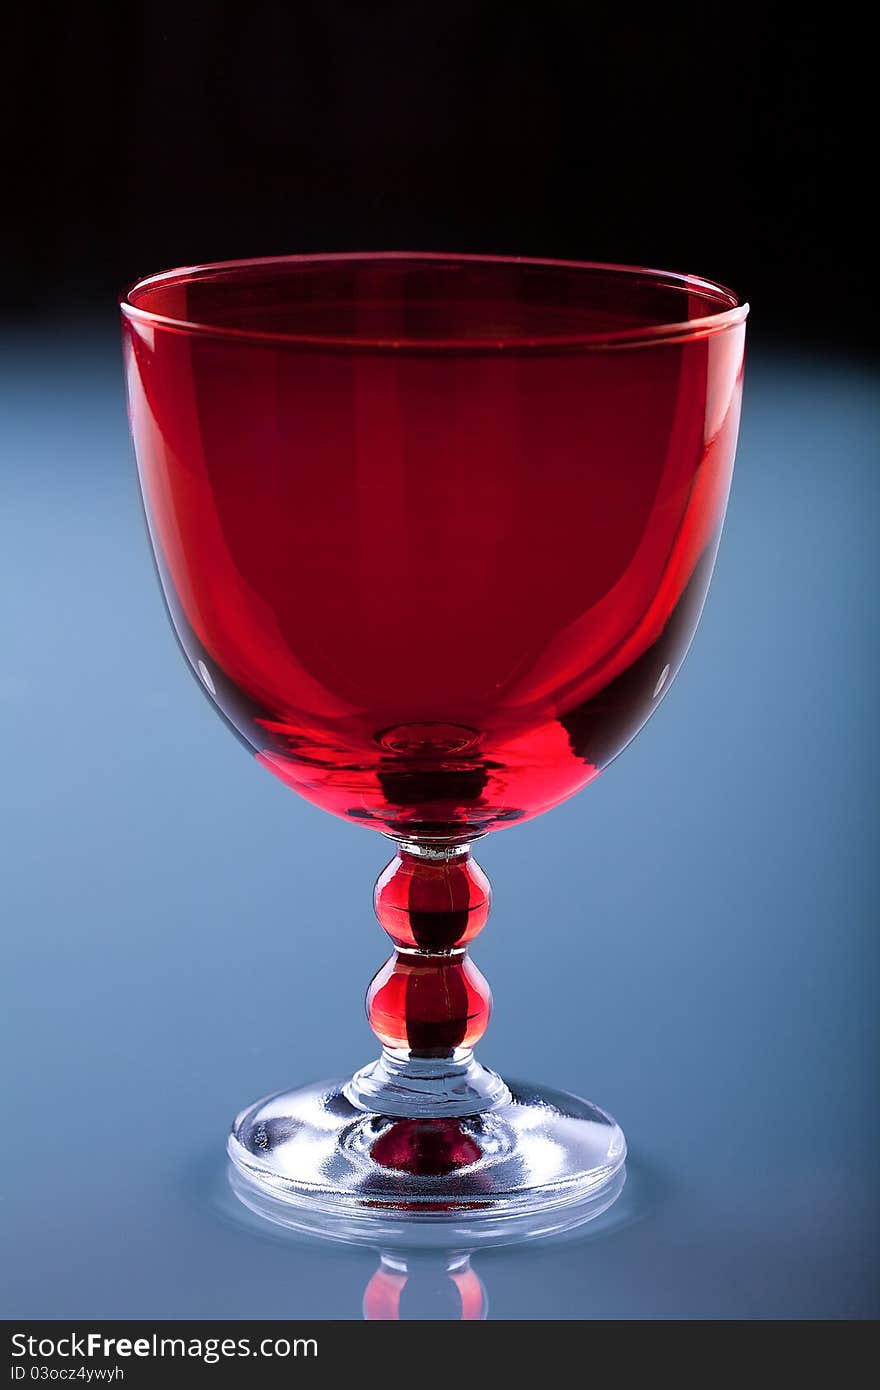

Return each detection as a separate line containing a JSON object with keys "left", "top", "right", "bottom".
{"left": 122, "top": 253, "right": 746, "bottom": 1229}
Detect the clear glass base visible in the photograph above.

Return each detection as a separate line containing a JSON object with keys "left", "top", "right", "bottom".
{"left": 227, "top": 1073, "right": 626, "bottom": 1233}
{"left": 346, "top": 1045, "right": 512, "bottom": 1117}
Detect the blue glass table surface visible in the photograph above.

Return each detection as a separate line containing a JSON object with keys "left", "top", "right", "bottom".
{"left": 1, "top": 324, "right": 877, "bottom": 1319}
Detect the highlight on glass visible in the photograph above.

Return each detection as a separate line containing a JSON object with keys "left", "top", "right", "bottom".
{"left": 121, "top": 252, "right": 747, "bottom": 1226}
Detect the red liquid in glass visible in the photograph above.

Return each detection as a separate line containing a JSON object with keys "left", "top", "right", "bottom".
{"left": 123, "top": 256, "right": 744, "bottom": 839}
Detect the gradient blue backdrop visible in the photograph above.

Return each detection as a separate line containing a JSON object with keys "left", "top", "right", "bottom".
{"left": 1, "top": 326, "right": 877, "bottom": 1319}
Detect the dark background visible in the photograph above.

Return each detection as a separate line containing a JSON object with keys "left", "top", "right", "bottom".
{"left": 5, "top": 2, "right": 867, "bottom": 351}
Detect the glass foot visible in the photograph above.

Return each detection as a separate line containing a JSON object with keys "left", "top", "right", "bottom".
{"left": 227, "top": 1077, "right": 626, "bottom": 1230}
{"left": 228, "top": 845, "right": 624, "bottom": 1237}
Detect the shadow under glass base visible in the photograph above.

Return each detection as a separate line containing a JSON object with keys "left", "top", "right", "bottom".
{"left": 227, "top": 1070, "right": 626, "bottom": 1235}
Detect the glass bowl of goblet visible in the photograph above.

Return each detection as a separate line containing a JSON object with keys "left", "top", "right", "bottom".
{"left": 121, "top": 253, "right": 747, "bottom": 1228}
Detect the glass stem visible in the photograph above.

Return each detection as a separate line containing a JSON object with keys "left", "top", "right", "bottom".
{"left": 344, "top": 843, "right": 510, "bottom": 1118}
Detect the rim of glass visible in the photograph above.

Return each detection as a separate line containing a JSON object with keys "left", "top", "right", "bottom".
{"left": 120, "top": 251, "right": 749, "bottom": 351}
